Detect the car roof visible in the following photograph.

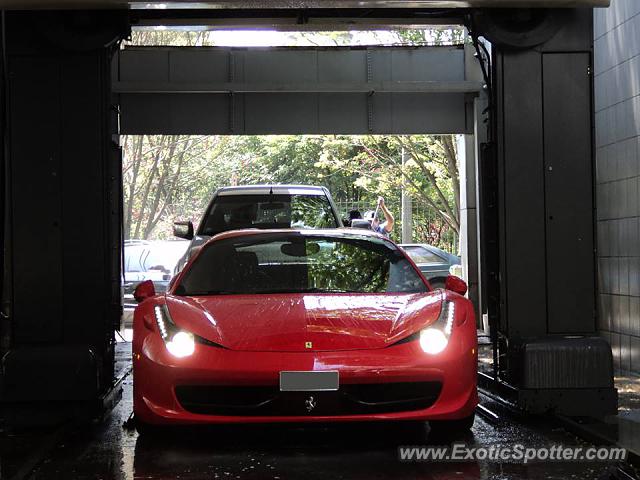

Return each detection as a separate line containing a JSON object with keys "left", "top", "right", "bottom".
{"left": 399, "top": 243, "right": 459, "bottom": 260}
{"left": 124, "top": 239, "right": 151, "bottom": 246}
{"left": 216, "top": 185, "right": 328, "bottom": 196}
{"left": 400, "top": 243, "right": 441, "bottom": 249}
{"left": 208, "top": 228, "right": 392, "bottom": 243}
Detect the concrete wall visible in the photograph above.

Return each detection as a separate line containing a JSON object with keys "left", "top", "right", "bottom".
{"left": 595, "top": 0, "right": 640, "bottom": 373}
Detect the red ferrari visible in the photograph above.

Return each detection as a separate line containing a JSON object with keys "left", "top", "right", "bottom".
{"left": 132, "top": 229, "right": 477, "bottom": 433}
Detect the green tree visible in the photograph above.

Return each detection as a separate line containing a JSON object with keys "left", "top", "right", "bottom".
{"left": 315, "top": 135, "right": 460, "bottom": 234}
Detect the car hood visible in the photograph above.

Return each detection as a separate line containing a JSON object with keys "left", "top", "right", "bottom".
{"left": 165, "top": 292, "right": 443, "bottom": 352}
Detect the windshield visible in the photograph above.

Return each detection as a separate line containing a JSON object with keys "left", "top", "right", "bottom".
{"left": 175, "top": 233, "right": 428, "bottom": 295}
{"left": 143, "top": 242, "right": 189, "bottom": 273}
{"left": 403, "top": 246, "right": 447, "bottom": 265}
{"left": 199, "top": 193, "right": 338, "bottom": 236}
{"left": 124, "top": 242, "right": 189, "bottom": 274}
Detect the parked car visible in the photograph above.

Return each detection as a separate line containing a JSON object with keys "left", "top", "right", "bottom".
{"left": 122, "top": 240, "right": 189, "bottom": 327}
{"left": 399, "top": 243, "right": 461, "bottom": 289}
{"left": 172, "top": 185, "right": 342, "bottom": 274}
{"left": 133, "top": 229, "right": 476, "bottom": 434}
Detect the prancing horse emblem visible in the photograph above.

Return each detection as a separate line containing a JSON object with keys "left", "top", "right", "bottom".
{"left": 305, "top": 341, "right": 313, "bottom": 349}
{"left": 305, "top": 396, "right": 316, "bottom": 412}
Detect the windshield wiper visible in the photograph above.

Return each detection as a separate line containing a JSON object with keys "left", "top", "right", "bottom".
{"left": 246, "top": 287, "right": 361, "bottom": 294}
{"left": 180, "top": 290, "right": 239, "bottom": 296}
{"left": 180, "top": 288, "right": 365, "bottom": 296}
{"left": 300, "top": 287, "right": 360, "bottom": 294}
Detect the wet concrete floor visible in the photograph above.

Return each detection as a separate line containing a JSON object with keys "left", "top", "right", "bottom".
{"left": 11, "top": 344, "right": 637, "bottom": 480}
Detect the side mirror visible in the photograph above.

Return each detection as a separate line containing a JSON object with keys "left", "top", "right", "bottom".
{"left": 445, "top": 275, "right": 468, "bottom": 296}
{"left": 173, "top": 220, "right": 194, "bottom": 240}
{"left": 134, "top": 280, "right": 156, "bottom": 303}
{"left": 351, "top": 219, "right": 371, "bottom": 230}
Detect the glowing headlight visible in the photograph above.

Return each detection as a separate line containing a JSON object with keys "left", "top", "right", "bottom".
{"left": 419, "top": 301, "right": 455, "bottom": 355}
{"left": 420, "top": 328, "right": 449, "bottom": 354}
{"left": 153, "top": 305, "right": 195, "bottom": 358}
{"left": 166, "top": 331, "right": 195, "bottom": 358}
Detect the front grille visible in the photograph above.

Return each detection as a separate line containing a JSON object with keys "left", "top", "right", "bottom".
{"left": 175, "top": 382, "right": 442, "bottom": 416}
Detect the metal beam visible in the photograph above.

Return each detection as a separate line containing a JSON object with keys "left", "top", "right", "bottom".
{"left": 0, "top": 1, "right": 611, "bottom": 9}
{"left": 132, "top": 18, "right": 464, "bottom": 29}
{"left": 116, "top": 45, "right": 481, "bottom": 135}
{"left": 113, "top": 80, "right": 483, "bottom": 94}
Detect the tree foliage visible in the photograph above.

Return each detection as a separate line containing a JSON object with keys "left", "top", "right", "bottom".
{"left": 122, "top": 134, "right": 460, "bottom": 252}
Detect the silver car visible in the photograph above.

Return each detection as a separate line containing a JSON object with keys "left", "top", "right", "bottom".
{"left": 122, "top": 239, "right": 189, "bottom": 327}
{"left": 173, "top": 185, "right": 343, "bottom": 274}
{"left": 399, "top": 243, "right": 461, "bottom": 289}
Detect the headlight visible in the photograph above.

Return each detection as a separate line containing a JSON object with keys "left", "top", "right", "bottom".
{"left": 154, "top": 305, "right": 195, "bottom": 358}
{"left": 420, "top": 328, "right": 448, "bottom": 354}
{"left": 166, "top": 331, "right": 195, "bottom": 358}
{"left": 419, "top": 301, "right": 455, "bottom": 355}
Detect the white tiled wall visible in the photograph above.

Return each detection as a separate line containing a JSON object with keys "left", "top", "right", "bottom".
{"left": 595, "top": 0, "right": 640, "bottom": 373}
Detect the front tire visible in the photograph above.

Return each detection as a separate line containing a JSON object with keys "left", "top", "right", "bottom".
{"left": 429, "top": 412, "right": 475, "bottom": 436}
{"left": 135, "top": 418, "right": 161, "bottom": 436}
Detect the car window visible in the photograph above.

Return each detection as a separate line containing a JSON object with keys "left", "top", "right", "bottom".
{"left": 143, "top": 243, "right": 189, "bottom": 273}
{"left": 124, "top": 246, "right": 146, "bottom": 273}
{"left": 200, "top": 194, "right": 337, "bottom": 236}
{"left": 403, "top": 246, "right": 446, "bottom": 264}
{"left": 176, "top": 233, "right": 428, "bottom": 295}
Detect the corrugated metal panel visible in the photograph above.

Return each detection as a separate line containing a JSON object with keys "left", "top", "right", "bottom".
{"left": 500, "top": 50, "right": 548, "bottom": 339}
{"left": 543, "top": 52, "right": 595, "bottom": 334}
{"left": 522, "top": 337, "right": 613, "bottom": 389}
{"left": 115, "top": 46, "right": 480, "bottom": 134}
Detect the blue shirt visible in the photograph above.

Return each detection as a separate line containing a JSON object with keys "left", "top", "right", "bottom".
{"left": 373, "top": 224, "right": 390, "bottom": 238}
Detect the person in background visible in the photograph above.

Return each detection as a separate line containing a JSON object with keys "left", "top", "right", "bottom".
{"left": 364, "top": 196, "right": 394, "bottom": 238}
{"left": 345, "top": 209, "right": 362, "bottom": 227}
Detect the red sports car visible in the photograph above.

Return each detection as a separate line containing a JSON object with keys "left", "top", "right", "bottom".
{"left": 132, "top": 229, "right": 477, "bottom": 433}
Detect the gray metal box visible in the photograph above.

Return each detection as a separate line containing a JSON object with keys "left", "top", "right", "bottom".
{"left": 521, "top": 337, "right": 614, "bottom": 389}
{"left": 517, "top": 337, "right": 618, "bottom": 417}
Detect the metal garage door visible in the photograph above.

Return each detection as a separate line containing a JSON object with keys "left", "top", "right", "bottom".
{"left": 114, "top": 45, "right": 483, "bottom": 135}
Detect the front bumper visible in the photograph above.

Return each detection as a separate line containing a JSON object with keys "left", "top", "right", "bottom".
{"left": 133, "top": 320, "right": 478, "bottom": 425}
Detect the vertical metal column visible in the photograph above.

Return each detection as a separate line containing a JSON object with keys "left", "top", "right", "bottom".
{"left": 460, "top": 43, "right": 487, "bottom": 321}
{"left": 400, "top": 148, "right": 413, "bottom": 244}
{"left": 486, "top": 8, "right": 616, "bottom": 415}
{"left": 458, "top": 129, "right": 482, "bottom": 317}
{"left": 0, "top": 11, "right": 129, "bottom": 425}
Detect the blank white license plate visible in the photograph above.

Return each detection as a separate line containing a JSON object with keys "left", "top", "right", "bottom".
{"left": 279, "top": 371, "right": 339, "bottom": 392}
